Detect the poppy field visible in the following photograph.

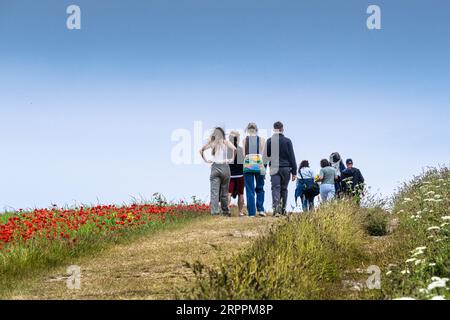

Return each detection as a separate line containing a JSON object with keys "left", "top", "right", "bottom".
{"left": 0, "top": 201, "right": 209, "bottom": 292}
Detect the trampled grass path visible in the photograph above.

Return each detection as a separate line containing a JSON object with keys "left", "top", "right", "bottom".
{"left": 10, "top": 216, "right": 276, "bottom": 299}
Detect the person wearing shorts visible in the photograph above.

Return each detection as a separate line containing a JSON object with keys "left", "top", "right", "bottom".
{"left": 228, "top": 131, "right": 245, "bottom": 216}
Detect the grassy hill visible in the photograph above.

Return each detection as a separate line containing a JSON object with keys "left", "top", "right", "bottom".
{"left": 1, "top": 167, "right": 448, "bottom": 300}
{"left": 186, "top": 167, "right": 449, "bottom": 300}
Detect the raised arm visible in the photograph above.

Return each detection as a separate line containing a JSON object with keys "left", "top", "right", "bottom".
{"left": 199, "top": 142, "right": 212, "bottom": 163}
{"left": 224, "top": 140, "right": 237, "bottom": 164}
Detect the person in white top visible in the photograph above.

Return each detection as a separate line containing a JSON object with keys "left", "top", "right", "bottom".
{"left": 200, "top": 127, "right": 236, "bottom": 216}
{"left": 295, "top": 160, "right": 317, "bottom": 212}
{"left": 298, "top": 166, "right": 315, "bottom": 180}
{"left": 329, "top": 152, "right": 346, "bottom": 198}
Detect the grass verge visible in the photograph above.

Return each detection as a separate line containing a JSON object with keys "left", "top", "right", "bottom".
{"left": 185, "top": 167, "right": 449, "bottom": 300}
{"left": 374, "top": 167, "right": 449, "bottom": 299}
{"left": 186, "top": 200, "right": 369, "bottom": 299}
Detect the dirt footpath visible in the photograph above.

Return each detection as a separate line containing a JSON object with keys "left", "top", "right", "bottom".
{"left": 11, "top": 216, "right": 276, "bottom": 299}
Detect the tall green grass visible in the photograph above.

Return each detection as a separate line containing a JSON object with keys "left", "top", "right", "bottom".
{"left": 186, "top": 166, "right": 449, "bottom": 300}
{"left": 186, "top": 200, "right": 369, "bottom": 299}
{"left": 379, "top": 167, "right": 449, "bottom": 299}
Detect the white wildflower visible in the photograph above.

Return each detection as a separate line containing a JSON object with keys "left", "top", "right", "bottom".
{"left": 427, "top": 277, "right": 449, "bottom": 291}
{"left": 430, "top": 296, "right": 446, "bottom": 300}
{"left": 401, "top": 269, "right": 410, "bottom": 275}
{"left": 412, "top": 250, "right": 425, "bottom": 256}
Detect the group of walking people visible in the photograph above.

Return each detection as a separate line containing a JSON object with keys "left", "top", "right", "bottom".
{"left": 199, "top": 121, "right": 365, "bottom": 217}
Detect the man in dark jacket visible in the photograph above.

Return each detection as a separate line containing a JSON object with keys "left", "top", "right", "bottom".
{"left": 341, "top": 159, "right": 365, "bottom": 202}
{"left": 264, "top": 121, "right": 297, "bottom": 216}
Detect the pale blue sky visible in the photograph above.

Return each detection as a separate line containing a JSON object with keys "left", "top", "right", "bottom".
{"left": 1, "top": 0, "right": 449, "bottom": 210}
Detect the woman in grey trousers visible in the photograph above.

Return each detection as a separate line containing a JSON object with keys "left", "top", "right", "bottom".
{"left": 200, "top": 127, "right": 236, "bottom": 216}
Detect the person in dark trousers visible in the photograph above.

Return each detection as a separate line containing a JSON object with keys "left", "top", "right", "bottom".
{"left": 264, "top": 121, "right": 297, "bottom": 217}
{"left": 341, "top": 158, "right": 365, "bottom": 204}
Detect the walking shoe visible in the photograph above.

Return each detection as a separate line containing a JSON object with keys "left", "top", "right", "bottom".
{"left": 239, "top": 212, "right": 245, "bottom": 217}
{"left": 258, "top": 211, "right": 266, "bottom": 217}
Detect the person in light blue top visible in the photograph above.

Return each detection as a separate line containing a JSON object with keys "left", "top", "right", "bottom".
{"left": 317, "top": 159, "right": 337, "bottom": 202}
{"left": 295, "top": 160, "right": 316, "bottom": 211}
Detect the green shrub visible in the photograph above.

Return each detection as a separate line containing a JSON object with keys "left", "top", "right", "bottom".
{"left": 363, "top": 207, "right": 389, "bottom": 236}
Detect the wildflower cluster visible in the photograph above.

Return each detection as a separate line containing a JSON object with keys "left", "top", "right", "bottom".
{"left": 384, "top": 167, "right": 449, "bottom": 300}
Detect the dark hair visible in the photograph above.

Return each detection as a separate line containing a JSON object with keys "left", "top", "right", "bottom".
{"left": 320, "top": 159, "right": 330, "bottom": 168}
{"left": 273, "top": 121, "right": 283, "bottom": 130}
{"left": 228, "top": 130, "right": 240, "bottom": 148}
{"left": 330, "top": 152, "right": 341, "bottom": 163}
{"left": 233, "top": 136, "right": 238, "bottom": 147}
{"left": 300, "top": 160, "right": 309, "bottom": 169}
